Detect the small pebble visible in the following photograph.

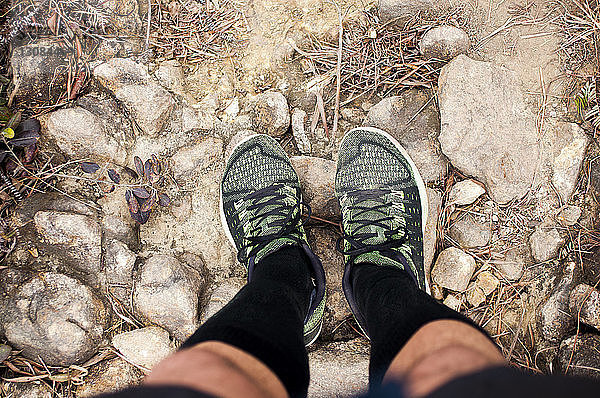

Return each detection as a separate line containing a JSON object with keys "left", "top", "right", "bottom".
{"left": 443, "top": 293, "right": 463, "bottom": 311}
{"left": 466, "top": 284, "right": 486, "bottom": 307}
{"left": 475, "top": 271, "right": 499, "bottom": 296}
{"left": 448, "top": 179, "right": 486, "bottom": 206}
{"left": 558, "top": 205, "right": 582, "bottom": 226}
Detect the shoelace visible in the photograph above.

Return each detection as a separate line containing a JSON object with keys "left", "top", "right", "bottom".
{"left": 336, "top": 189, "right": 407, "bottom": 263}
{"left": 237, "top": 184, "right": 311, "bottom": 263}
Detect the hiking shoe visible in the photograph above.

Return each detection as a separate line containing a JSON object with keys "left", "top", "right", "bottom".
{"left": 335, "top": 127, "right": 429, "bottom": 336}
{"left": 220, "top": 134, "right": 326, "bottom": 346}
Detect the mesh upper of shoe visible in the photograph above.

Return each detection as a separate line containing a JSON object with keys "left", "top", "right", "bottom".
{"left": 336, "top": 129, "right": 426, "bottom": 290}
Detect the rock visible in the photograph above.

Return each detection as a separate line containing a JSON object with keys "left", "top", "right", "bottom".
{"left": 438, "top": 55, "right": 539, "bottom": 203}
{"left": 494, "top": 246, "right": 527, "bottom": 281}
{"left": 529, "top": 226, "right": 564, "bottom": 263}
{"left": 424, "top": 188, "right": 442, "bottom": 281}
{"left": 0, "top": 271, "right": 108, "bottom": 366}
{"left": 448, "top": 214, "right": 492, "bottom": 248}
{"left": 112, "top": 326, "right": 175, "bottom": 370}
{"left": 291, "top": 156, "right": 340, "bottom": 221}
{"left": 292, "top": 108, "right": 312, "bottom": 154}
{"left": 447, "top": 179, "right": 486, "bottom": 206}
{"left": 308, "top": 340, "right": 369, "bottom": 397}
{"left": 2, "top": 383, "right": 53, "bottom": 398}
{"left": 133, "top": 254, "right": 205, "bottom": 341}
{"left": 222, "top": 98, "right": 240, "bottom": 121}
{"left": 10, "top": 40, "right": 68, "bottom": 106}
{"left": 558, "top": 205, "right": 582, "bottom": 226}
{"left": 154, "top": 60, "right": 186, "bottom": 97}
{"left": 93, "top": 58, "right": 176, "bottom": 136}
{"left": 365, "top": 90, "right": 447, "bottom": 183}
{"left": 104, "top": 239, "right": 137, "bottom": 307}
{"left": 251, "top": 91, "right": 291, "bottom": 137}
{"left": 77, "top": 358, "right": 143, "bottom": 397}
{"left": 569, "top": 284, "right": 600, "bottom": 330}
{"left": 34, "top": 211, "right": 102, "bottom": 286}
{"left": 307, "top": 227, "right": 351, "bottom": 340}
{"left": 431, "top": 247, "right": 476, "bottom": 292}
{"left": 201, "top": 278, "right": 246, "bottom": 322}
{"left": 539, "top": 261, "right": 577, "bottom": 342}
{"left": 170, "top": 135, "right": 224, "bottom": 187}
{"left": 558, "top": 334, "right": 600, "bottom": 379}
{"left": 142, "top": 138, "right": 236, "bottom": 279}
{"left": 420, "top": 26, "right": 470, "bottom": 61}
{"left": 466, "top": 284, "right": 486, "bottom": 307}
{"left": 476, "top": 271, "right": 499, "bottom": 295}
{"left": 99, "top": 186, "right": 139, "bottom": 249}
{"left": 378, "top": 0, "right": 434, "bottom": 24}
{"left": 552, "top": 123, "right": 589, "bottom": 202}
{"left": 44, "top": 107, "right": 128, "bottom": 164}
{"left": 443, "top": 293, "right": 463, "bottom": 311}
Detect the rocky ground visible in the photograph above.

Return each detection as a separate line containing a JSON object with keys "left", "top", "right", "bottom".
{"left": 1, "top": 0, "right": 600, "bottom": 397}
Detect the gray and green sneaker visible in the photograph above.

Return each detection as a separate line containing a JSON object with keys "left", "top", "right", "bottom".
{"left": 335, "top": 127, "right": 429, "bottom": 336}
{"left": 220, "top": 134, "right": 326, "bottom": 346}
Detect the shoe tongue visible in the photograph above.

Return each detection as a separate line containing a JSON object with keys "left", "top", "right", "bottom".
{"left": 353, "top": 198, "right": 393, "bottom": 245}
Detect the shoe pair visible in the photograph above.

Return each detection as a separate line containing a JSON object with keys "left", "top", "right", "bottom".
{"left": 220, "top": 128, "right": 429, "bottom": 346}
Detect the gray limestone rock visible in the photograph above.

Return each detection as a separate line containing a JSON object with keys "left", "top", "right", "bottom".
{"left": 378, "top": 0, "right": 434, "bottom": 24}
{"left": 133, "top": 254, "right": 205, "bottom": 342}
{"left": 112, "top": 326, "right": 175, "bottom": 370}
{"left": 292, "top": 108, "right": 312, "bottom": 154}
{"left": 104, "top": 239, "right": 137, "bottom": 308}
{"left": 93, "top": 58, "right": 176, "bottom": 136}
{"left": 142, "top": 137, "right": 235, "bottom": 279}
{"left": 494, "top": 246, "right": 527, "bottom": 281}
{"left": 569, "top": 283, "right": 600, "bottom": 330}
{"left": 291, "top": 156, "right": 340, "bottom": 221}
{"left": 2, "top": 383, "right": 53, "bottom": 398}
{"left": 447, "top": 179, "right": 486, "bottom": 206}
{"left": 201, "top": 278, "right": 246, "bottom": 323}
{"left": 551, "top": 123, "right": 589, "bottom": 202}
{"left": 529, "top": 226, "right": 564, "bottom": 263}
{"left": 77, "top": 357, "right": 144, "bottom": 397}
{"left": 34, "top": 210, "right": 103, "bottom": 286}
{"left": 539, "top": 261, "right": 577, "bottom": 342}
{"left": 557, "top": 205, "right": 582, "bottom": 226}
{"left": 420, "top": 25, "right": 470, "bottom": 61}
{"left": 10, "top": 40, "right": 68, "bottom": 106}
{"left": 308, "top": 340, "right": 370, "bottom": 397}
{"left": 558, "top": 334, "right": 600, "bottom": 379}
{"left": 251, "top": 91, "right": 291, "bottom": 137}
{"left": 0, "top": 271, "right": 109, "bottom": 366}
{"left": 431, "top": 247, "right": 476, "bottom": 292}
{"left": 449, "top": 214, "right": 492, "bottom": 248}
{"left": 438, "top": 55, "right": 539, "bottom": 203}
{"left": 44, "top": 106, "right": 128, "bottom": 164}
{"left": 365, "top": 90, "right": 447, "bottom": 183}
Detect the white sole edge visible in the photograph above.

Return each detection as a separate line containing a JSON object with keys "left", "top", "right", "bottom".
{"left": 340, "top": 127, "right": 431, "bottom": 294}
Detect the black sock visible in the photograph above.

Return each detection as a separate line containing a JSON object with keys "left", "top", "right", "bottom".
{"left": 182, "top": 245, "right": 312, "bottom": 397}
{"left": 351, "top": 263, "right": 492, "bottom": 388}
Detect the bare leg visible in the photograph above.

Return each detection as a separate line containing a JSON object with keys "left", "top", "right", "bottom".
{"left": 384, "top": 320, "right": 507, "bottom": 397}
{"left": 146, "top": 341, "right": 288, "bottom": 398}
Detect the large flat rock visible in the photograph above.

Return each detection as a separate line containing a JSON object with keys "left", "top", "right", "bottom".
{"left": 438, "top": 55, "right": 539, "bottom": 203}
